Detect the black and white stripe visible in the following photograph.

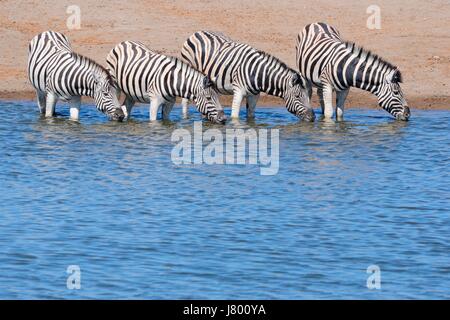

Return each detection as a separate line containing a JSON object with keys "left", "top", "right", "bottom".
{"left": 106, "top": 41, "right": 226, "bottom": 123}
{"left": 181, "top": 31, "right": 315, "bottom": 121}
{"left": 296, "top": 22, "right": 410, "bottom": 120}
{"left": 27, "top": 31, "right": 125, "bottom": 121}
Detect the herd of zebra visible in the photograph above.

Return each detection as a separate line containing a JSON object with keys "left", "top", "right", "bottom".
{"left": 27, "top": 22, "right": 410, "bottom": 124}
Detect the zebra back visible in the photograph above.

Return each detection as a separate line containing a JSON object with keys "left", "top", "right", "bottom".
{"left": 181, "top": 31, "right": 302, "bottom": 97}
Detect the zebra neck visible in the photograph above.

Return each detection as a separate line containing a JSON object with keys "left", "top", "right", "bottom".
{"left": 84, "top": 81, "right": 96, "bottom": 98}
{"left": 337, "top": 53, "right": 386, "bottom": 94}
{"left": 173, "top": 66, "right": 199, "bottom": 100}
{"left": 254, "top": 57, "right": 289, "bottom": 98}
{"left": 62, "top": 70, "right": 100, "bottom": 99}
{"left": 64, "top": 54, "right": 104, "bottom": 98}
{"left": 70, "top": 75, "right": 95, "bottom": 98}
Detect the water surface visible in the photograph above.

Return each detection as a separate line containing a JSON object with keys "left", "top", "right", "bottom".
{"left": 0, "top": 101, "right": 449, "bottom": 299}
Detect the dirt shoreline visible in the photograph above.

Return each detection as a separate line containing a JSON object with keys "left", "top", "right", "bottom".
{"left": 1, "top": 90, "right": 449, "bottom": 110}
{"left": 1, "top": 0, "right": 449, "bottom": 110}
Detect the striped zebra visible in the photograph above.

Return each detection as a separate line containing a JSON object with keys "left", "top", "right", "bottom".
{"left": 27, "top": 31, "right": 126, "bottom": 121}
{"left": 296, "top": 22, "right": 410, "bottom": 120}
{"left": 106, "top": 41, "right": 226, "bottom": 123}
{"left": 180, "top": 31, "right": 315, "bottom": 121}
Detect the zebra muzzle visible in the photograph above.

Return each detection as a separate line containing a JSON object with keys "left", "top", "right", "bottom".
{"left": 216, "top": 110, "right": 227, "bottom": 124}
{"left": 301, "top": 108, "right": 316, "bottom": 122}
{"left": 396, "top": 106, "right": 410, "bottom": 121}
{"left": 110, "top": 108, "right": 125, "bottom": 122}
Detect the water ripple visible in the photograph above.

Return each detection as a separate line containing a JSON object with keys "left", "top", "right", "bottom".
{"left": 0, "top": 101, "right": 449, "bottom": 299}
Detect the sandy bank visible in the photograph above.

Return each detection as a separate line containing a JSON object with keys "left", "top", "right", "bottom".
{"left": 1, "top": 0, "right": 449, "bottom": 109}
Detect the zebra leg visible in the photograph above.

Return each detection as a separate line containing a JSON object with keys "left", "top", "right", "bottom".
{"left": 36, "top": 90, "right": 46, "bottom": 114}
{"left": 123, "top": 95, "right": 135, "bottom": 118}
{"left": 336, "top": 89, "right": 349, "bottom": 121}
{"left": 149, "top": 97, "right": 164, "bottom": 121}
{"left": 231, "top": 89, "right": 245, "bottom": 119}
{"left": 306, "top": 81, "right": 313, "bottom": 101}
{"left": 181, "top": 98, "right": 190, "bottom": 118}
{"left": 45, "top": 92, "right": 58, "bottom": 118}
{"left": 246, "top": 94, "right": 259, "bottom": 119}
{"left": 162, "top": 101, "right": 175, "bottom": 120}
{"left": 317, "top": 88, "right": 326, "bottom": 115}
{"left": 322, "top": 85, "right": 334, "bottom": 119}
{"left": 69, "top": 96, "right": 81, "bottom": 121}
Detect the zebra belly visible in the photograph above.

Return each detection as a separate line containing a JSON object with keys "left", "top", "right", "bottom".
{"left": 206, "top": 68, "right": 234, "bottom": 95}
{"left": 309, "top": 77, "right": 325, "bottom": 88}
{"left": 216, "top": 83, "right": 234, "bottom": 95}
{"left": 117, "top": 77, "right": 150, "bottom": 104}
{"left": 123, "top": 90, "right": 150, "bottom": 104}
{"left": 56, "top": 94, "right": 74, "bottom": 102}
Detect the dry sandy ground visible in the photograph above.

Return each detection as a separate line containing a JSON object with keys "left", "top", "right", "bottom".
{"left": 1, "top": 0, "right": 449, "bottom": 109}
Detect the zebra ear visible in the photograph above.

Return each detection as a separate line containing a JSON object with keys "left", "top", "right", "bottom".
{"left": 387, "top": 68, "right": 402, "bottom": 83}
{"left": 202, "top": 76, "right": 214, "bottom": 89}
{"left": 393, "top": 69, "right": 402, "bottom": 83}
{"left": 291, "top": 73, "right": 304, "bottom": 87}
{"left": 91, "top": 71, "right": 102, "bottom": 85}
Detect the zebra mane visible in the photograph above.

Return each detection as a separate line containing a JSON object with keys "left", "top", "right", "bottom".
{"left": 255, "top": 50, "right": 297, "bottom": 74}
{"left": 127, "top": 41, "right": 188, "bottom": 71}
{"left": 165, "top": 54, "right": 185, "bottom": 65}
{"left": 343, "top": 41, "right": 402, "bottom": 82}
{"left": 166, "top": 54, "right": 204, "bottom": 75}
{"left": 70, "top": 52, "right": 115, "bottom": 85}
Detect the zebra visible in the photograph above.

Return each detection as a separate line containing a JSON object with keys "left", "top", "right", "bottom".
{"left": 180, "top": 31, "right": 315, "bottom": 121}
{"left": 27, "top": 31, "right": 126, "bottom": 121}
{"left": 105, "top": 41, "right": 226, "bottom": 124}
{"left": 296, "top": 22, "right": 410, "bottom": 121}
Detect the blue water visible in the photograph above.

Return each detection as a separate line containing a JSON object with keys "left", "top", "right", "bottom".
{"left": 0, "top": 100, "right": 449, "bottom": 299}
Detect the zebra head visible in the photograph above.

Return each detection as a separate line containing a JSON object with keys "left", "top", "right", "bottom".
{"left": 284, "top": 73, "right": 315, "bottom": 122}
{"left": 194, "top": 76, "right": 226, "bottom": 124}
{"left": 92, "top": 72, "right": 126, "bottom": 121}
{"left": 377, "top": 69, "right": 410, "bottom": 121}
